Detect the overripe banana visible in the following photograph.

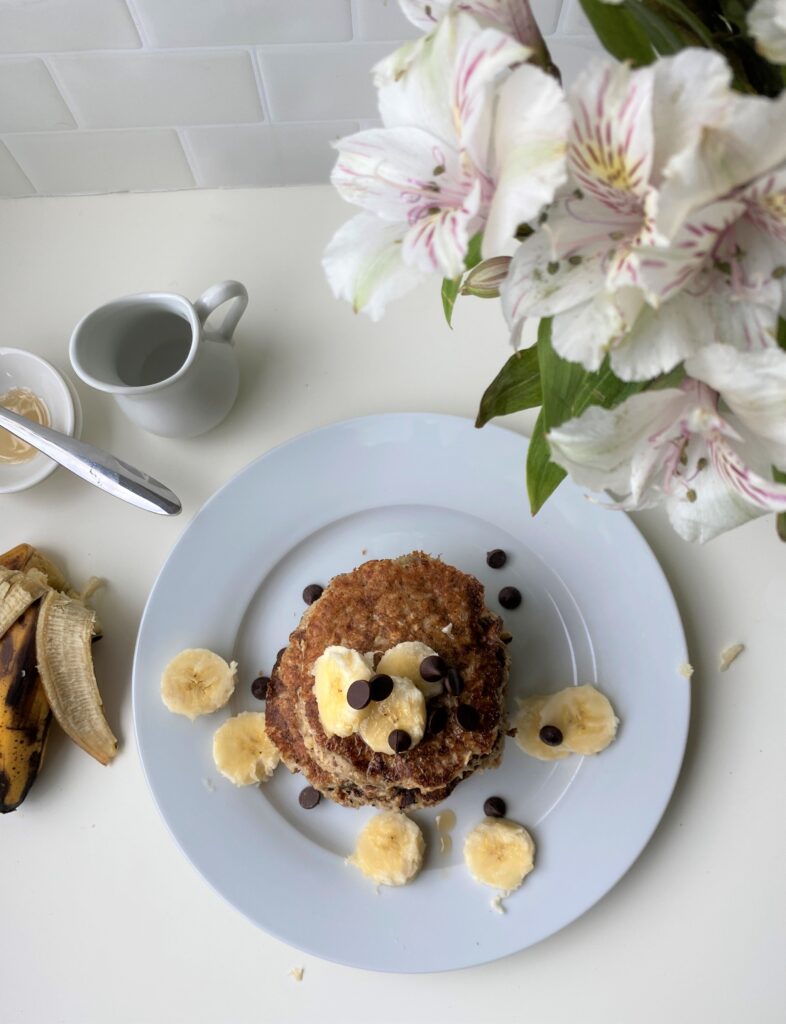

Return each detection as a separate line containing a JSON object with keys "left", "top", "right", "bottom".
{"left": 0, "top": 546, "right": 51, "bottom": 813}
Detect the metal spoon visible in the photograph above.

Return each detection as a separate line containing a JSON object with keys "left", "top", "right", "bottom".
{"left": 0, "top": 405, "right": 181, "bottom": 516}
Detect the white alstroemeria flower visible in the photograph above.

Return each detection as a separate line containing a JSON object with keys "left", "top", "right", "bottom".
{"left": 547, "top": 378, "right": 786, "bottom": 543}
{"left": 502, "top": 50, "right": 786, "bottom": 379}
{"left": 748, "top": 0, "right": 786, "bottom": 64}
{"left": 325, "top": 11, "right": 568, "bottom": 318}
{"left": 398, "top": 0, "right": 548, "bottom": 48}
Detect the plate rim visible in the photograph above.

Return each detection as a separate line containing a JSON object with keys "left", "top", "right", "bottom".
{"left": 132, "top": 412, "right": 689, "bottom": 972}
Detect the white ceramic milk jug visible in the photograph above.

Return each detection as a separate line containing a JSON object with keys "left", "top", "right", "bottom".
{"left": 69, "top": 280, "right": 248, "bottom": 438}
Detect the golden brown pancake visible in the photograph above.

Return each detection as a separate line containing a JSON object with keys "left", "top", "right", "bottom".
{"left": 266, "top": 552, "right": 509, "bottom": 809}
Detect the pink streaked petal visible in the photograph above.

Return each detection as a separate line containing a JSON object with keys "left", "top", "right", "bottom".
{"left": 500, "top": 230, "right": 606, "bottom": 326}
{"left": 568, "top": 59, "right": 654, "bottom": 217}
{"left": 710, "top": 435, "right": 786, "bottom": 511}
{"left": 739, "top": 164, "right": 786, "bottom": 243}
{"left": 331, "top": 126, "right": 468, "bottom": 222}
{"left": 629, "top": 198, "right": 745, "bottom": 305}
{"left": 401, "top": 177, "right": 482, "bottom": 276}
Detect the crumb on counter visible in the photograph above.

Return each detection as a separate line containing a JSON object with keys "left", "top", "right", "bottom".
{"left": 490, "top": 893, "right": 507, "bottom": 914}
{"left": 719, "top": 643, "right": 745, "bottom": 672}
{"left": 678, "top": 662, "right": 694, "bottom": 680}
{"left": 289, "top": 967, "right": 304, "bottom": 982}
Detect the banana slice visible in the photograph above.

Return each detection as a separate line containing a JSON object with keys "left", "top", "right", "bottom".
{"left": 212, "top": 711, "right": 280, "bottom": 785}
{"left": 357, "top": 675, "right": 426, "bottom": 753}
{"left": 540, "top": 684, "right": 618, "bottom": 755}
{"left": 349, "top": 811, "right": 425, "bottom": 886}
{"left": 160, "top": 648, "right": 237, "bottom": 720}
{"left": 313, "top": 646, "right": 373, "bottom": 738}
{"left": 513, "top": 696, "right": 570, "bottom": 762}
{"left": 464, "top": 818, "right": 536, "bottom": 892}
{"left": 376, "top": 641, "right": 443, "bottom": 700}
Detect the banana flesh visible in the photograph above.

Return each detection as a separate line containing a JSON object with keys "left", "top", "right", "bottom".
{"left": 0, "top": 567, "right": 49, "bottom": 639}
{"left": 357, "top": 675, "right": 426, "bottom": 754}
{"left": 0, "top": 547, "right": 51, "bottom": 813}
{"left": 513, "top": 696, "right": 570, "bottom": 762}
{"left": 160, "top": 648, "right": 237, "bottom": 720}
{"left": 349, "top": 811, "right": 425, "bottom": 886}
{"left": 313, "top": 646, "right": 373, "bottom": 738}
{"left": 36, "top": 589, "right": 117, "bottom": 766}
{"left": 515, "top": 685, "right": 618, "bottom": 759}
{"left": 212, "top": 711, "right": 280, "bottom": 785}
{"left": 464, "top": 818, "right": 536, "bottom": 892}
{"left": 541, "top": 685, "right": 618, "bottom": 755}
{"left": 376, "top": 641, "right": 443, "bottom": 700}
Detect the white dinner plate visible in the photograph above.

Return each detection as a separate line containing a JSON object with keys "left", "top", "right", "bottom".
{"left": 133, "top": 413, "right": 689, "bottom": 973}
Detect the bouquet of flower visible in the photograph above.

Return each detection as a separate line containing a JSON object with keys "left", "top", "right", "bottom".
{"left": 323, "top": 0, "right": 786, "bottom": 543}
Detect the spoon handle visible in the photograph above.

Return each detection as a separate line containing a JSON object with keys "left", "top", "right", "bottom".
{"left": 0, "top": 405, "right": 181, "bottom": 516}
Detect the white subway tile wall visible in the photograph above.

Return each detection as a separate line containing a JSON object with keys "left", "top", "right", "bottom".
{"left": 0, "top": 0, "right": 600, "bottom": 196}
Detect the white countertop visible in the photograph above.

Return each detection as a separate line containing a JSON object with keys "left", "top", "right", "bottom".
{"left": 1, "top": 187, "right": 784, "bottom": 1024}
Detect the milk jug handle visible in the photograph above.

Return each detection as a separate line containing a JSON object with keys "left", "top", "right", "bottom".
{"left": 194, "top": 281, "right": 248, "bottom": 343}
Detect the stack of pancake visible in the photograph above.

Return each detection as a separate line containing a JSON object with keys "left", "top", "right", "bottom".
{"left": 266, "top": 552, "right": 509, "bottom": 809}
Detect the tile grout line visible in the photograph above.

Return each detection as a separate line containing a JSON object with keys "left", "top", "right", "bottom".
{"left": 0, "top": 138, "right": 38, "bottom": 195}
{"left": 172, "top": 127, "right": 199, "bottom": 188}
{"left": 37, "top": 54, "right": 83, "bottom": 129}
{"left": 121, "top": 0, "right": 152, "bottom": 50}
{"left": 248, "top": 46, "right": 273, "bottom": 124}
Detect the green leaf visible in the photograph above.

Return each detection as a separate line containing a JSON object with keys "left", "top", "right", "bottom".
{"left": 475, "top": 347, "right": 542, "bottom": 428}
{"left": 537, "top": 317, "right": 649, "bottom": 430}
{"left": 526, "top": 317, "right": 653, "bottom": 516}
{"left": 774, "top": 466, "right": 786, "bottom": 542}
{"left": 625, "top": 3, "right": 689, "bottom": 55}
{"left": 441, "top": 276, "right": 460, "bottom": 328}
{"left": 578, "top": 0, "right": 657, "bottom": 64}
{"left": 777, "top": 316, "right": 786, "bottom": 351}
{"left": 527, "top": 410, "right": 567, "bottom": 515}
{"left": 649, "top": 0, "right": 718, "bottom": 48}
{"left": 464, "top": 232, "right": 483, "bottom": 271}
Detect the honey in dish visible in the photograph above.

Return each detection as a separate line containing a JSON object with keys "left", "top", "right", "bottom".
{"left": 0, "top": 388, "right": 50, "bottom": 465}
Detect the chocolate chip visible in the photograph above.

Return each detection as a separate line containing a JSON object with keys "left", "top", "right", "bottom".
{"left": 399, "top": 790, "right": 416, "bottom": 808}
{"left": 302, "top": 583, "right": 323, "bottom": 605}
{"left": 277, "top": 647, "right": 287, "bottom": 661}
{"left": 388, "top": 729, "right": 412, "bottom": 753}
{"left": 498, "top": 586, "right": 522, "bottom": 610}
{"left": 486, "top": 549, "right": 507, "bottom": 569}
{"left": 250, "top": 676, "right": 269, "bottom": 700}
{"left": 298, "top": 786, "right": 321, "bottom": 809}
{"left": 539, "top": 724, "right": 563, "bottom": 746}
{"left": 484, "top": 796, "right": 506, "bottom": 818}
{"left": 347, "top": 679, "right": 371, "bottom": 710}
{"left": 457, "top": 704, "right": 480, "bottom": 731}
{"left": 420, "top": 655, "right": 447, "bottom": 682}
{"left": 444, "top": 667, "right": 464, "bottom": 696}
{"left": 427, "top": 706, "right": 448, "bottom": 735}
{"left": 369, "top": 673, "right": 394, "bottom": 702}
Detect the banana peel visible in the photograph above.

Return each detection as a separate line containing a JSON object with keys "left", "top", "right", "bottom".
{"left": 0, "top": 544, "right": 116, "bottom": 813}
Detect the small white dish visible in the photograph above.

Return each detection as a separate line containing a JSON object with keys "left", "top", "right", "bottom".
{"left": 0, "top": 347, "right": 81, "bottom": 494}
{"left": 133, "top": 414, "right": 689, "bottom": 973}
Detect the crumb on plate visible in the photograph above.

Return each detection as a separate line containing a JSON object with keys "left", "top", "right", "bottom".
{"left": 490, "top": 893, "right": 507, "bottom": 914}
{"left": 289, "top": 967, "right": 304, "bottom": 982}
{"left": 678, "top": 662, "right": 694, "bottom": 680}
